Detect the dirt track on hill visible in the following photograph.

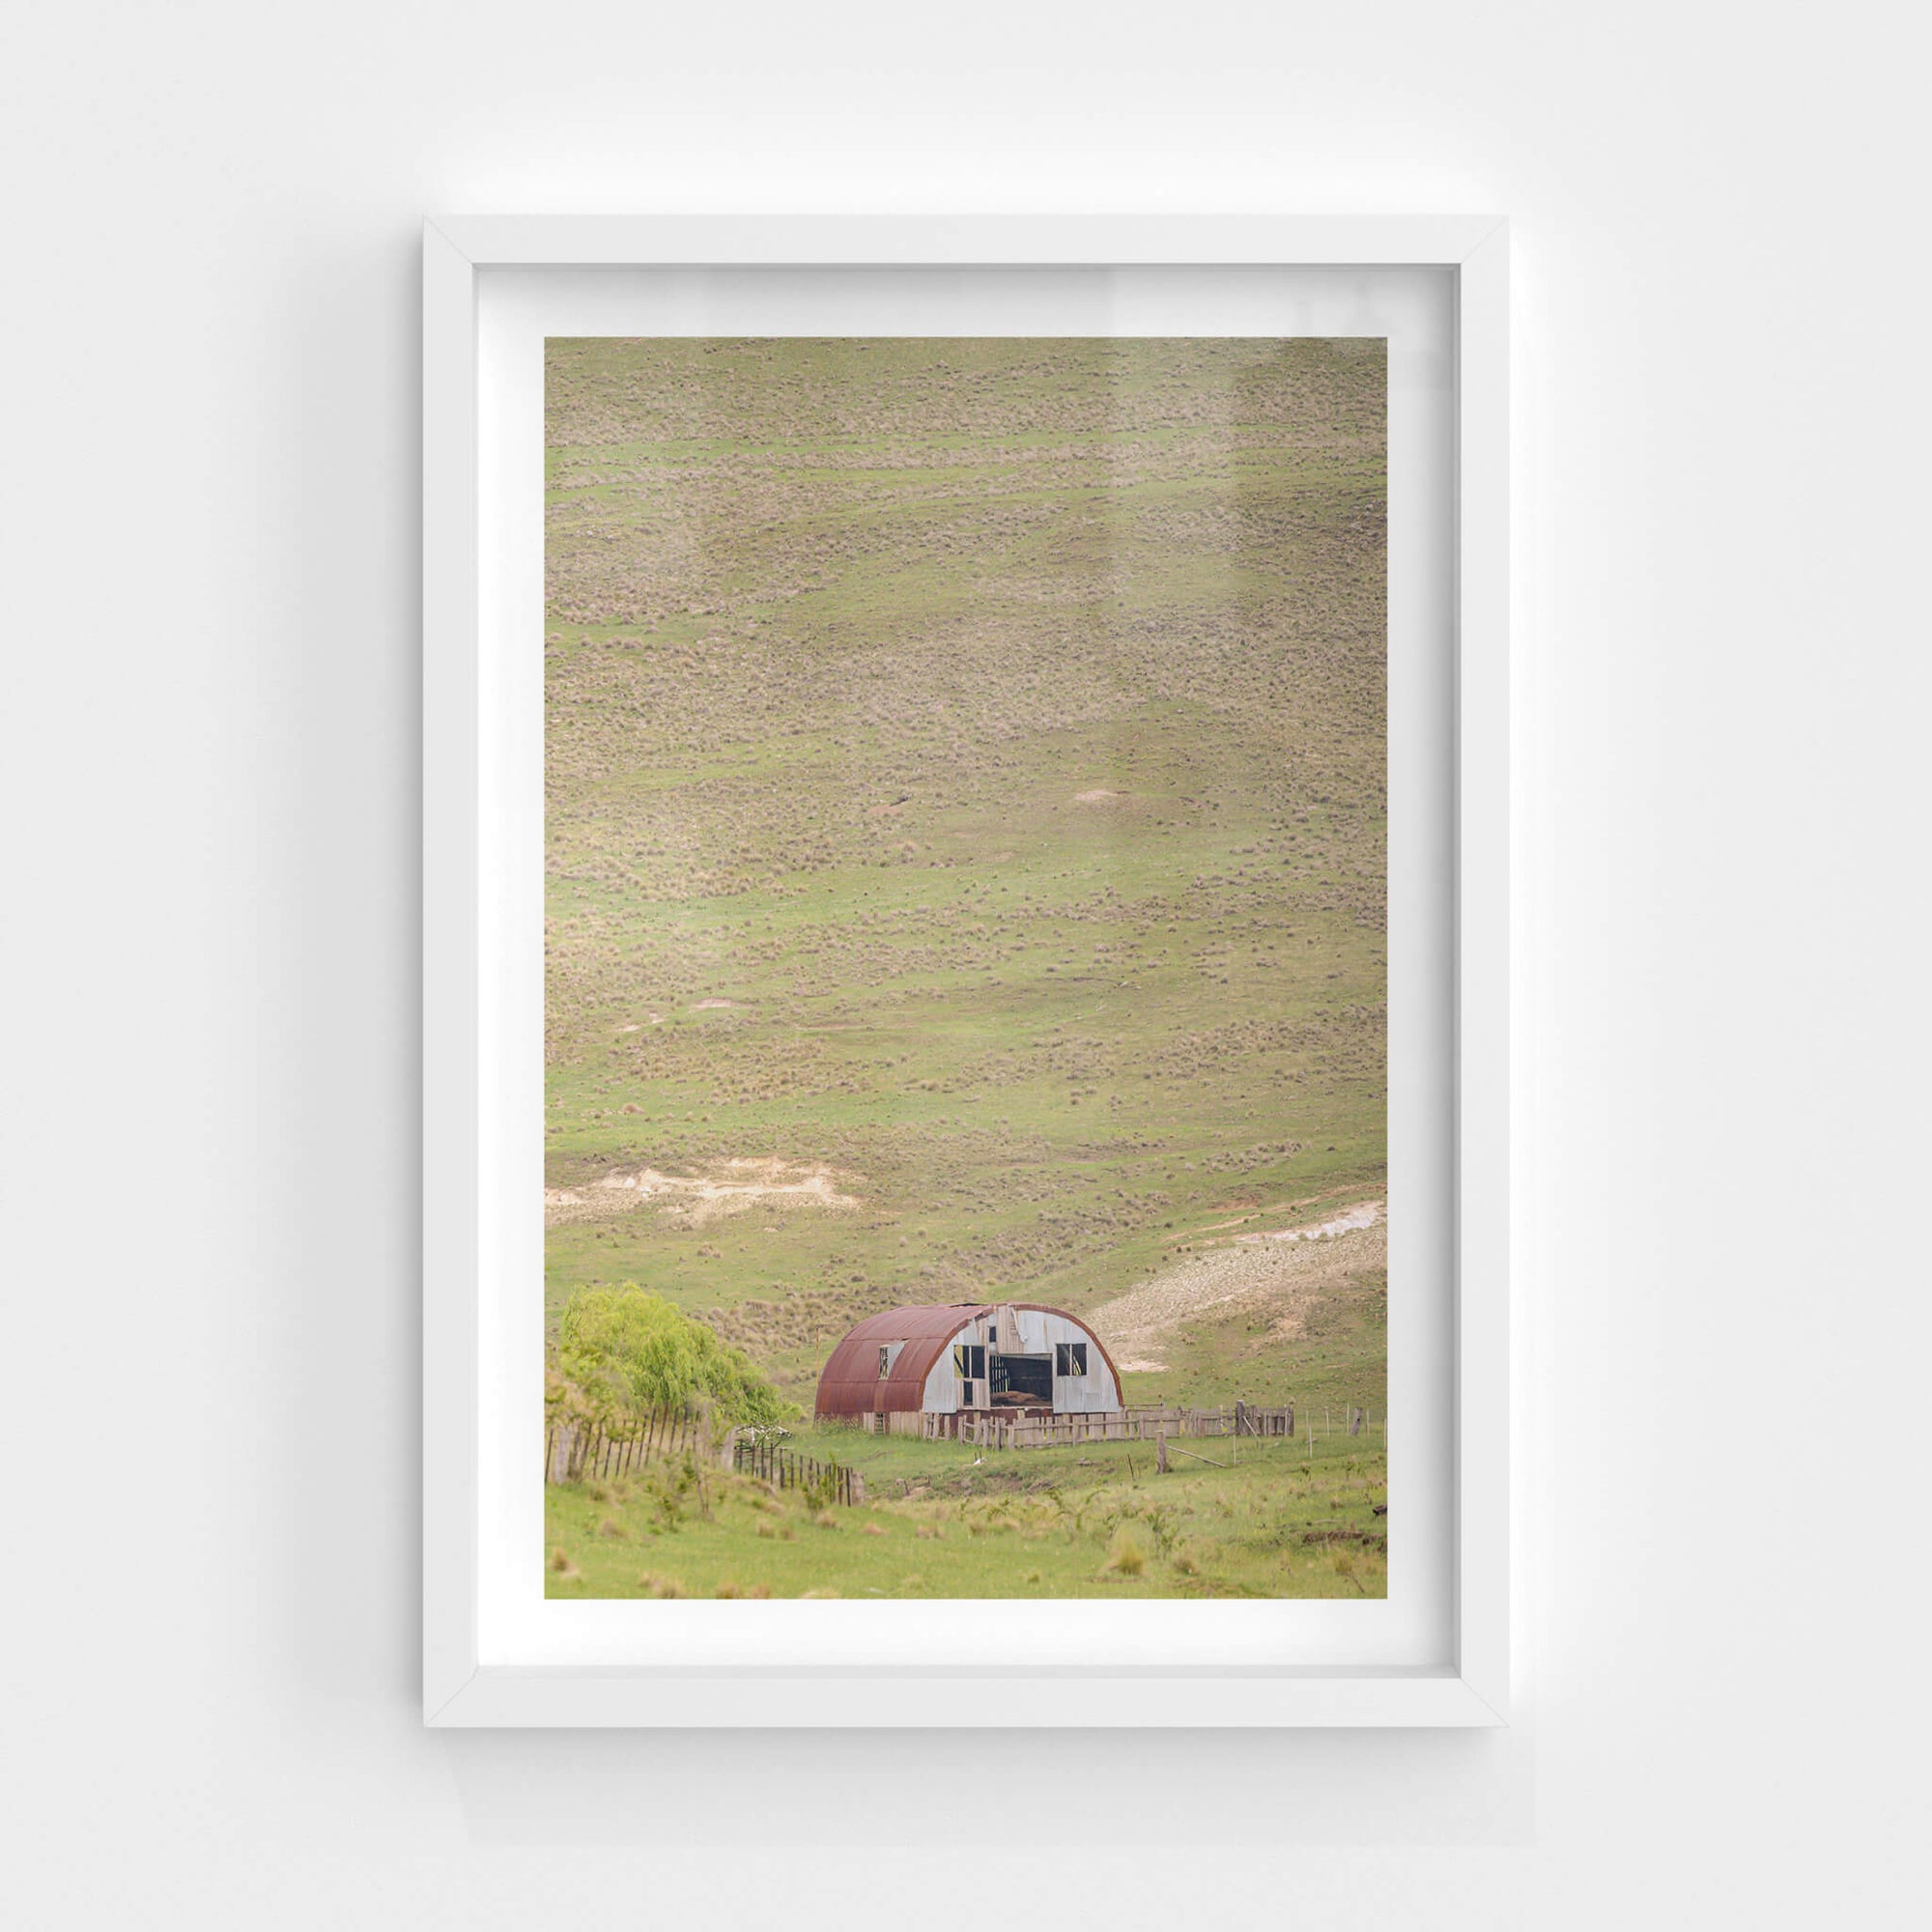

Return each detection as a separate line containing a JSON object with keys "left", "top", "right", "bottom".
{"left": 1091, "top": 1203, "right": 1385, "bottom": 1368}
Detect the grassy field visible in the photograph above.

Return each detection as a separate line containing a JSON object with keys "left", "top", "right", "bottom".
{"left": 547, "top": 1430, "right": 1387, "bottom": 1601}
{"left": 544, "top": 336, "right": 1388, "bottom": 1596}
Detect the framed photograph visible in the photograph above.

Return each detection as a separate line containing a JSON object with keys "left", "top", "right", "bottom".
{"left": 423, "top": 215, "right": 1510, "bottom": 1726}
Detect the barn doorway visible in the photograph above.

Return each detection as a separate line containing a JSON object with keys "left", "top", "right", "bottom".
{"left": 991, "top": 1351, "right": 1053, "bottom": 1406}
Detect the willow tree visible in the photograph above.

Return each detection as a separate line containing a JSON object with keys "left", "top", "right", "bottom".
{"left": 555, "top": 1285, "right": 792, "bottom": 1426}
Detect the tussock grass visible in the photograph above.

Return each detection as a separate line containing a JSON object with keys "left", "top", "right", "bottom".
{"left": 547, "top": 1434, "right": 1384, "bottom": 1600}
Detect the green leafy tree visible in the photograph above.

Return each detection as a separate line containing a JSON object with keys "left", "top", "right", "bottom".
{"left": 556, "top": 1285, "right": 793, "bottom": 1426}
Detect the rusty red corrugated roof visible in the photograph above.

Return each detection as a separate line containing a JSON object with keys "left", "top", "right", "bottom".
{"left": 812, "top": 1301, "right": 1126, "bottom": 1419}
{"left": 814, "top": 1302, "right": 983, "bottom": 1417}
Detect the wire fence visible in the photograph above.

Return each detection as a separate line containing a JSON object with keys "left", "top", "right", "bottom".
{"left": 544, "top": 1405, "right": 699, "bottom": 1484}
{"left": 729, "top": 1433, "right": 862, "bottom": 1505}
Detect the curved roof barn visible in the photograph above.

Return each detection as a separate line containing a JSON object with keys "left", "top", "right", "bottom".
{"left": 815, "top": 1301, "right": 1123, "bottom": 1419}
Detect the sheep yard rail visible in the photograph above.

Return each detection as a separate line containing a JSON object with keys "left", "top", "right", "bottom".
{"left": 856, "top": 1401, "right": 1306, "bottom": 1450}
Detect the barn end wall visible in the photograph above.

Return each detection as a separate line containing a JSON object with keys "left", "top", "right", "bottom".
{"left": 919, "top": 1307, "right": 1121, "bottom": 1413}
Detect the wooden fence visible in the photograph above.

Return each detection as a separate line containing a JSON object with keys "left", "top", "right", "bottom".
{"left": 896, "top": 1402, "right": 1297, "bottom": 1450}
{"left": 547, "top": 1410, "right": 865, "bottom": 1506}
{"left": 545, "top": 1405, "right": 700, "bottom": 1484}
{"left": 731, "top": 1435, "right": 863, "bottom": 1506}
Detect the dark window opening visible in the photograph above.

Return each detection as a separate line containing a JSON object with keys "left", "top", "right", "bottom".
{"left": 1055, "top": 1342, "right": 1089, "bottom": 1378}
{"left": 953, "top": 1344, "right": 985, "bottom": 1380}
{"left": 994, "top": 1353, "right": 1054, "bottom": 1405}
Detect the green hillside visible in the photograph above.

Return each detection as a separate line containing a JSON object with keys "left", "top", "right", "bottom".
{"left": 544, "top": 335, "right": 1387, "bottom": 1457}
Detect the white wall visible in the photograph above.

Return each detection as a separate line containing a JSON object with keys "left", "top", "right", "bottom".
{"left": 919, "top": 1308, "right": 1122, "bottom": 1410}
{"left": 2, "top": 3, "right": 1924, "bottom": 1925}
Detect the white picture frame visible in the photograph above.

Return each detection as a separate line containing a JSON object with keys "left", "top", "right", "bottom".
{"left": 423, "top": 214, "right": 1511, "bottom": 1727}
